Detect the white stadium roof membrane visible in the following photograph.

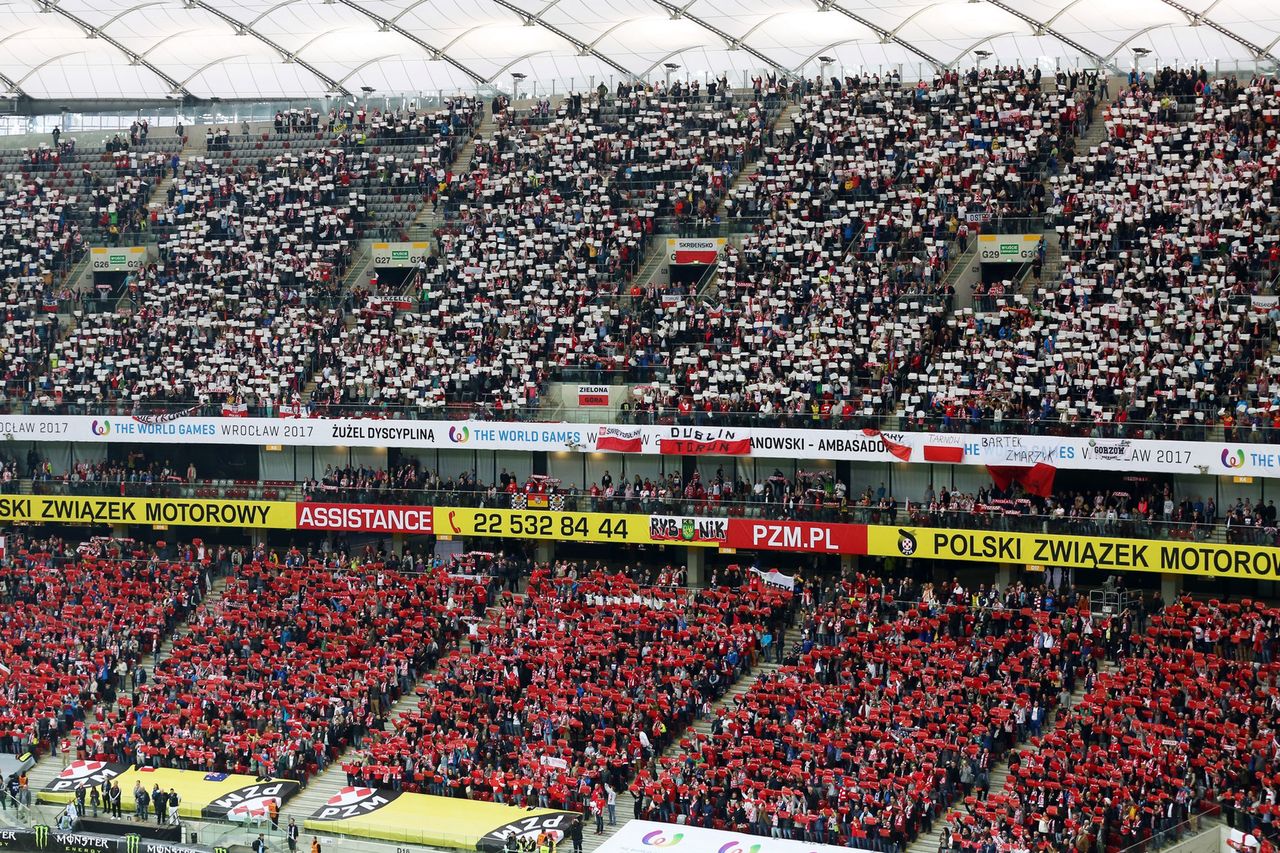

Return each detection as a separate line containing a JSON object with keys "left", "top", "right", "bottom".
{"left": 0, "top": 0, "right": 1275, "bottom": 100}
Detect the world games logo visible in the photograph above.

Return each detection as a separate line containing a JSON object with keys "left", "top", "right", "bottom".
{"left": 640, "top": 831, "right": 684, "bottom": 847}
{"left": 448, "top": 426, "right": 470, "bottom": 444}
{"left": 717, "top": 844, "right": 761, "bottom": 853}
{"left": 90, "top": 420, "right": 110, "bottom": 436}
{"left": 1221, "top": 448, "right": 1246, "bottom": 469}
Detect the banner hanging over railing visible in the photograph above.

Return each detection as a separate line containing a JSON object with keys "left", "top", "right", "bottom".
{"left": 3, "top": 414, "right": 1280, "bottom": 477}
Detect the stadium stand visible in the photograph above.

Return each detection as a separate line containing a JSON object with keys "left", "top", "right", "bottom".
{"left": 634, "top": 575, "right": 1094, "bottom": 850}
{"left": 943, "top": 596, "right": 1280, "bottom": 851}
{"left": 623, "top": 68, "right": 1087, "bottom": 425}
{"left": 343, "top": 566, "right": 792, "bottom": 807}
{"left": 0, "top": 535, "right": 205, "bottom": 758}
{"left": 920, "top": 74, "right": 1280, "bottom": 440}
{"left": 308, "top": 85, "right": 778, "bottom": 413}
{"left": 103, "top": 559, "right": 481, "bottom": 781}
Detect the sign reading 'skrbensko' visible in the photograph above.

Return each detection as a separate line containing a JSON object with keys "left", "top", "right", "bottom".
{"left": 867, "top": 527, "right": 1280, "bottom": 578}
{"left": 8, "top": 414, "right": 1280, "bottom": 479}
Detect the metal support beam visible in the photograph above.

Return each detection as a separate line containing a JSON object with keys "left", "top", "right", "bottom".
{"left": 982, "top": 0, "right": 1107, "bottom": 66}
{"left": 1102, "top": 23, "right": 1172, "bottom": 62}
{"left": 177, "top": 54, "right": 248, "bottom": 88}
{"left": 491, "top": 0, "right": 635, "bottom": 79}
{"left": 640, "top": 44, "right": 703, "bottom": 77}
{"left": 489, "top": 49, "right": 553, "bottom": 81}
{"left": 97, "top": 1, "right": 167, "bottom": 33}
{"left": 331, "top": 0, "right": 488, "bottom": 83}
{"left": 0, "top": 29, "right": 35, "bottom": 95}
{"left": 813, "top": 0, "right": 945, "bottom": 70}
{"left": 35, "top": 0, "right": 192, "bottom": 95}
{"left": 948, "top": 32, "right": 1014, "bottom": 68}
{"left": 649, "top": 0, "right": 791, "bottom": 74}
{"left": 186, "top": 0, "right": 352, "bottom": 95}
{"left": 1158, "top": 0, "right": 1279, "bottom": 63}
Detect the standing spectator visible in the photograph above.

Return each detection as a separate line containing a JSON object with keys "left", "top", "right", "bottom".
{"left": 287, "top": 818, "right": 298, "bottom": 853}
{"left": 135, "top": 781, "right": 149, "bottom": 822}
{"left": 568, "top": 818, "right": 583, "bottom": 853}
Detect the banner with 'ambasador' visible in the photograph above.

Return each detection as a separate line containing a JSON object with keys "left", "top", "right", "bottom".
{"left": 304, "top": 786, "right": 578, "bottom": 851}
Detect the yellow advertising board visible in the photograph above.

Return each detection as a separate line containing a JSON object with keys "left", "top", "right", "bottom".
{"left": 436, "top": 506, "right": 724, "bottom": 547}
{"left": 38, "top": 764, "right": 300, "bottom": 820}
{"left": 868, "top": 526, "right": 1280, "bottom": 578}
{"left": 303, "top": 787, "right": 578, "bottom": 851}
{"left": 0, "top": 496, "right": 295, "bottom": 529}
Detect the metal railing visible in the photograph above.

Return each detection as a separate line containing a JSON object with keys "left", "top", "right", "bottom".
{"left": 27, "top": 480, "right": 1279, "bottom": 548}
{"left": 1, "top": 398, "right": 1236, "bottom": 443}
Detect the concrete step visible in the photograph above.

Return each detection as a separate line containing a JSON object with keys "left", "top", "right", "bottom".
{"left": 280, "top": 601, "right": 512, "bottom": 825}
{"left": 902, "top": 663, "right": 1106, "bottom": 853}
{"left": 409, "top": 110, "right": 498, "bottom": 238}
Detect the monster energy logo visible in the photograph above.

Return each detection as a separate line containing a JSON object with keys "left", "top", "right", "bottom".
{"left": 125, "top": 835, "right": 141, "bottom": 853}
{"left": 32, "top": 826, "right": 49, "bottom": 850}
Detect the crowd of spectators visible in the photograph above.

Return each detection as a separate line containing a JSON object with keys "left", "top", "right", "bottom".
{"left": 945, "top": 596, "right": 1280, "bottom": 851}
{"left": 307, "top": 82, "right": 776, "bottom": 413}
{"left": 913, "top": 71, "right": 1280, "bottom": 440}
{"left": 631, "top": 574, "right": 1096, "bottom": 852}
{"left": 0, "top": 533, "right": 205, "bottom": 759}
{"left": 343, "top": 564, "right": 792, "bottom": 812}
{"left": 86, "top": 558, "right": 481, "bottom": 780}
{"left": 5, "top": 69, "right": 1279, "bottom": 434}
{"left": 3, "top": 521, "right": 1280, "bottom": 852}
{"left": 617, "top": 66, "right": 1083, "bottom": 426}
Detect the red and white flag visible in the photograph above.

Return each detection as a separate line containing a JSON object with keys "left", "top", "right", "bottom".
{"left": 596, "top": 426, "right": 642, "bottom": 453}
{"left": 862, "top": 428, "right": 912, "bottom": 462}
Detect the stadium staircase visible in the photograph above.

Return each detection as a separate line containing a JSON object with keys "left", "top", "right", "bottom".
{"left": 22, "top": 573, "right": 235, "bottom": 795}
{"left": 711, "top": 101, "right": 799, "bottom": 222}
{"left": 904, "top": 663, "right": 1113, "bottom": 853}
{"left": 577, "top": 659, "right": 786, "bottom": 853}
{"left": 406, "top": 107, "right": 500, "bottom": 242}
{"left": 148, "top": 130, "right": 202, "bottom": 218}
{"left": 276, "top": 597, "right": 504, "bottom": 828}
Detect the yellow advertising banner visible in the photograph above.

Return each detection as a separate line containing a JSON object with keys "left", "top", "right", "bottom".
{"left": 38, "top": 765, "right": 300, "bottom": 820}
{"left": 303, "top": 787, "right": 578, "bottom": 851}
{"left": 436, "top": 506, "right": 724, "bottom": 547}
{"left": 868, "top": 526, "right": 1280, "bottom": 578}
{"left": 0, "top": 496, "right": 295, "bottom": 529}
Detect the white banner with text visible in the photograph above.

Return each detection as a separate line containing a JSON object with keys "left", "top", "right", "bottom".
{"left": 4, "top": 415, "right": 1279, "bottom": 478}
